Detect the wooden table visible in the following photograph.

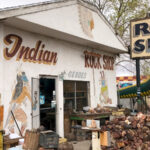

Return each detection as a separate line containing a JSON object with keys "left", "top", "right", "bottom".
{"left": 77, "top": 127, "right": 101, "bottom": 150}
{"left": 70, "top": 112, "right": 111, "bottom": 120}
{"left": 3, "top": 137, "right": 21, "bottom": 149}
{"left": 70, "top": 113, "right": 112, "bottom": 150}
{"left": 70, "top": 112, "right": 111, "bottom": 127}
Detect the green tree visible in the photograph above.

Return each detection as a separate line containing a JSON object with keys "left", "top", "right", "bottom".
{"left": 92, "top": 0, "right": 149, "bottom": 44}
{"left": 91, "top": 0, "right": 150, "bottom": 75}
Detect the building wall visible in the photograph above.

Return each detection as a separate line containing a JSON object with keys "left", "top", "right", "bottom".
{"left": 17, "top": 2, "right": 126, "bottom": 51}
{"left": 120, "top": 98, "right": 131, "bottom": 109}
{"left": 0, "top": 24, "right": 5, "bottom": 106}
{"left": 1, "top": 25, "right": 117, "bottom": 135}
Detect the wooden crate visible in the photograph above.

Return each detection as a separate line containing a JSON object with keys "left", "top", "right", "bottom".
{"left": 100, "top": 131, "right": 111, "bottom": 147}
{"left": 3, "top": 137, "right": 20, "bottom": 149}
{"left": 39, "top": 130, "right": 59, "bottom": 149}
{"left": 23, "top": 130, "right": 40, "bottom": 150}
{"left": 0, "top": 132, "right": 3, "bottom": 150}
{"left": 0, "top": 106, "right": 4, "bottom": 130}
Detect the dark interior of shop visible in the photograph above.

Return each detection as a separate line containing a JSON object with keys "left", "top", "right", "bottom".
{"left": 40, "top": 78, "right": 56, "bottom": 131}
{"left": 64, "top": 81, "right": 88, "bottom": 112}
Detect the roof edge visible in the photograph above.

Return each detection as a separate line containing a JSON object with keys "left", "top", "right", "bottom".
{"left": 77, "top": 0, "right": 127, "bottom": 51}
{"left": 0, "top": 0, "right": 75, "bottom": 19}
{"left": 0, "top": 0, "right": 127, "bottom": 52}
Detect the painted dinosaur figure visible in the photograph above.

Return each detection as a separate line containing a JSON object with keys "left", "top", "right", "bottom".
{"left": 100, "top": 72, "right": 112, "bottom": 105}
{"left": 5, "top": 72, "right": 31, "bottom": 135}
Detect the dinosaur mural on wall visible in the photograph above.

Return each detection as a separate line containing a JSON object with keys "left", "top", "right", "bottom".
{"left": 5, "top": 71, "right": 31, "bottom": 135}
{"left": 100, "top": 71, "right": 112, "bottom": 105}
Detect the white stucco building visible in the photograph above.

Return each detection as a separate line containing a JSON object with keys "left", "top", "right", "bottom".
{"left": 0, "top": 0, "right": 127, "bottom": 137}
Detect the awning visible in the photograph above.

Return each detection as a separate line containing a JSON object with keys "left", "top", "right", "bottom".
{"left": 119, "top": 78, "right": 150, "bottom": 98}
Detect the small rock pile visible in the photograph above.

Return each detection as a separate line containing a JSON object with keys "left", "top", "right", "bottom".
{"left": 101, "top": 113, "right": 150, "bottom": 150}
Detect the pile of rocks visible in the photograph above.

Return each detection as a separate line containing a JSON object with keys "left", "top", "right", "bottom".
{"left": 86, "top": 104, "right": 114, "bottom": 114}
{"left": 101, "top": 113, "right": 150, "bottom": 150}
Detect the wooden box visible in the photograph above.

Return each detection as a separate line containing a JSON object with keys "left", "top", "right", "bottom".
{"left": 0, "top": 132, "right": 3, "bottom": 150}
{"left": 0, "top": 106, "right": 4, "bottom": 130}
{"left": 23, "top": 130, "right": 40, "bottom": 150}
{"left": 100, "top": 131, "right": 111, "bottom": 147}
{"left": 39, "top": 130, "right": 59, "bottom": 149}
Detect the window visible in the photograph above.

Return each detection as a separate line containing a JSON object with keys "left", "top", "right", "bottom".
{"left": 64, "top": 81, "right": 89, "bottom": 111}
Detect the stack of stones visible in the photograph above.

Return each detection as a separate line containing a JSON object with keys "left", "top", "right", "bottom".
{"left": 101, "top": 113, "right": 150, "bottom": 150}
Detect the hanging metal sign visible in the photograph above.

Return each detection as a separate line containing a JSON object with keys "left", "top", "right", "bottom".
{"left": 130, "top": 17, "right": 150, "bottom": 58}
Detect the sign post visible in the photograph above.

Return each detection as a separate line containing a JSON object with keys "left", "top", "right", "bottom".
{"left": 136, "top": 59, "right": 141, "bottom": 100}
{"left": 130, "top": 17, "right": 150, "bottom": 111}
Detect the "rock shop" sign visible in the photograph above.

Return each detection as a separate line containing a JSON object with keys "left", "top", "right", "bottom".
{"left": 84, "top": 51, "right": 115, "bottom": 70}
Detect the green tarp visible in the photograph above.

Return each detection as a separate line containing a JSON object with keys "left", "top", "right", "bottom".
{"left": 119, "top": 79, "right": 150, "bottom": 98}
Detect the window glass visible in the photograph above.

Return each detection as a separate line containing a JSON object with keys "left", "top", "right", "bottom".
{"left": 64, "top": 81, "right": 89, "bottom": 111}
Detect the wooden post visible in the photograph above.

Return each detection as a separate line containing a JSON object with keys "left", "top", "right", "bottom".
{"left": 100, "top": 131, "right": 111, "bottom": 147}
{"left": 0, "top": 106, "right": 3, "bottom": 130}
{"left": 92, "top": 131, "right": 101, "bottom": 150}
{"left": 0, "top": 132, "right": 3, "bottom": 150}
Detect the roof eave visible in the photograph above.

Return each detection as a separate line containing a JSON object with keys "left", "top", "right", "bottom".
{"left": 0, "top": 0, "right": 127, "bottom": 52}
{"left": 3, "top": 17, "right": 127, "bottom": 54}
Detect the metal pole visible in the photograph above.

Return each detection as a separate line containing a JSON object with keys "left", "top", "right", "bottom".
{"left": 117, "top": 85, "right": 120, "bottom": 107}
{"left": 136, "top": 58, "right": 141, "bottom": 99}
{"left": 75, "top": 82, "right": 77, "bottom": 111}
{"left": 145, "top": 96, "right": 147, "bottom": 113}
{"left": 11, "top": 110, "right": 23, "bottom": 137}
{"left": 136, "top": 58, "right": 141, "bottom": 112}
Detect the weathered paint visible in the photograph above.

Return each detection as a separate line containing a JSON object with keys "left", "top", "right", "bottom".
{"left": 131, "top": 18, "right": 150, "bottom": 58}
{"left": 1, "top": 25, "right": 117, "bottom": 137}
{"left": 78, "top": 5, "right": 94, "bottom": 38}
{"left": 100, "top": 71, "right": 112, "bottom": 105}
{"left": 84, "top": 51, "right": 115, "bottom": 70}
{"left": 3, "top": 34, "right": 58, "bottom": 65}
{"left": 5, "top": 71, "right": 31, "bottom": 135}
{"left": 17, "top": 1, "right": 126, "bottom": 53}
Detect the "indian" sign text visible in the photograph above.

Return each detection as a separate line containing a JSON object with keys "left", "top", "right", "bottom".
{"left": 3, "top": 34, "right": 58, "bottom": 65}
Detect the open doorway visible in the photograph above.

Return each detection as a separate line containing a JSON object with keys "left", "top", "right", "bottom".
{"left": 39, "top": 77, "right": 56, "bottom": 131}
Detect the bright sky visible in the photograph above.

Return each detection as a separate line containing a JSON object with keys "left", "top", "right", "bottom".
{"left": 0, "top": 0, "right": 97, "bottom": 10}
{"left": 0, "top": 0, "right": 55, "bottom": 10}
{"left": 116, "top": 66, "right": 135, "bottom": 77}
